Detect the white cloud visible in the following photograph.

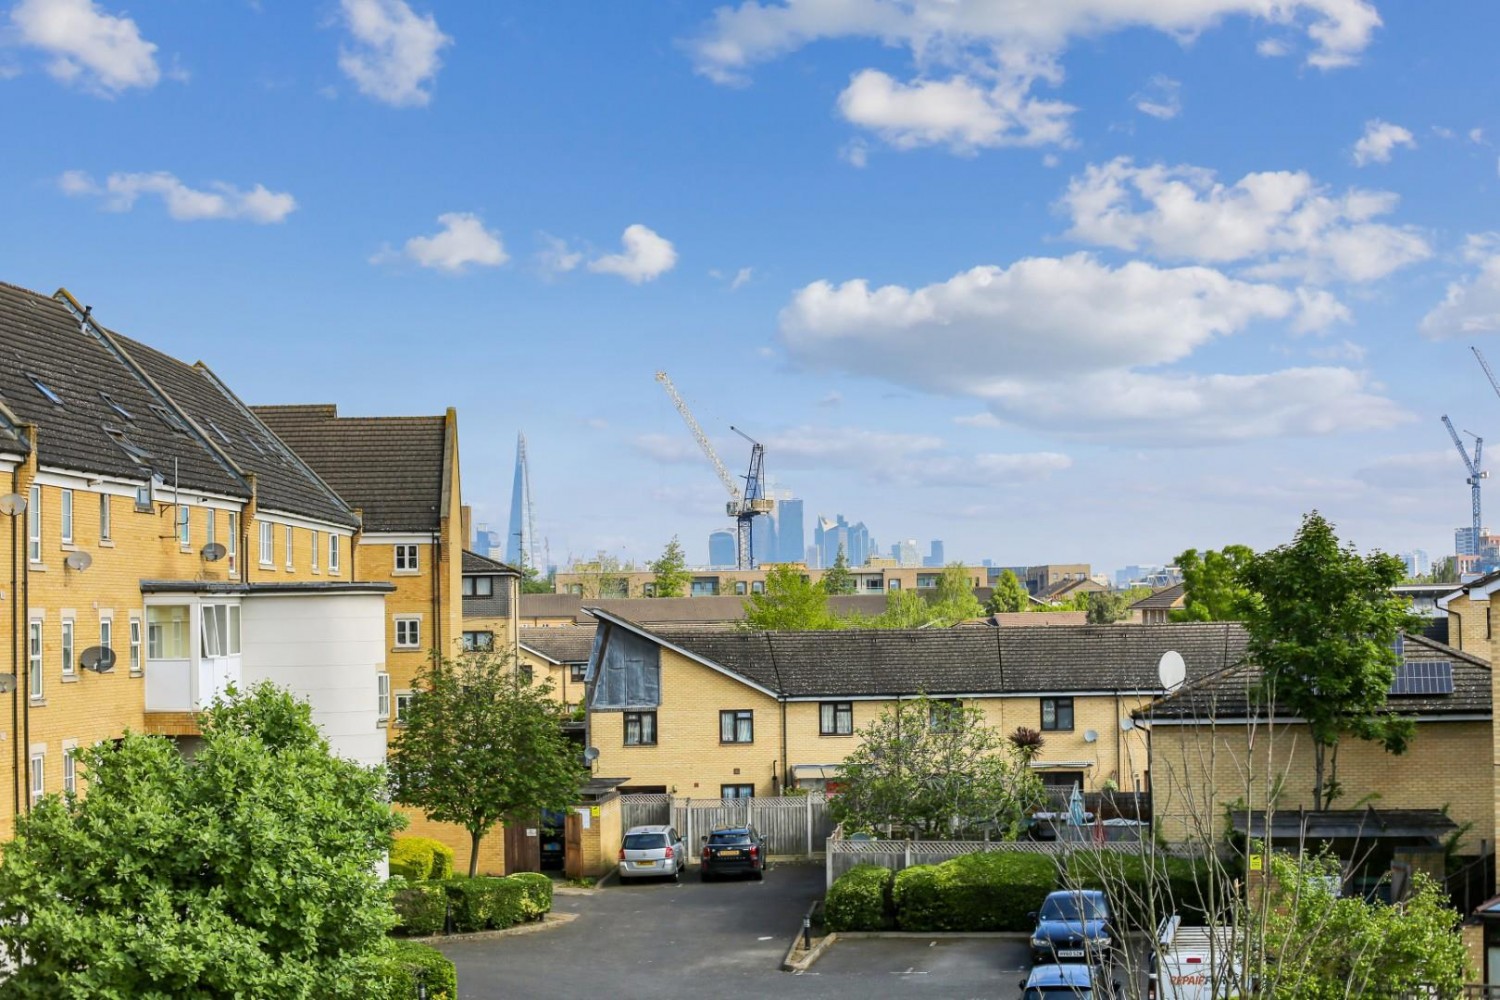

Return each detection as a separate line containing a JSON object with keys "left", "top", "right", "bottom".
{"left": 690, "top": 1, "right": 1379, "bottom": 152}
{"left": 338, "top": 0, "right": 450, "bottom": 107}
{"left": 1351, "top": 119, "right": 1416, "bottom": 166}
{"left": 1060, "top": 157, "right": 1431, "bottom": 283}
{"left": 730, "top": 266, "right": 753, "bottom": 290}
{"left": 59, "top": 170, "right": 296, "bottom": 222}
{"left": 1256, "top": 38, "right": 1290, "bottom": 57}
{"left": 10, "top": 0, "right": 160, "bottom": 94}
{"left": 816, "top": 391, "right": 842, "bottom": 407}
{"left": 588, "top": 224, "right": 678, "bottom": 283}
{"left": 535, "top": 233, "right": 583, "bottom": 276}
{"left": 632, "top": 432, "right": 702, "bottom": 465}
{"left": 954, "top": 411, "right": 1003, "bottom": 428}
{"left": 394, "top": 212, "right": 507, "bottom": 273}
{"left": 1420, "top": 251, "right": 1500, "bottom": 339}
{"left": 888, "top": 450, "right": 1073, "bottom": 487}
{"left": 1132, "top": 74, "right": 1181, "bottom": 120}
{"left": 1354, "top": 450, "right": 1453, "bottom": 490}
{"left": 778, "top": 253, "right": 1406, "bottom": 443}
{"left": 840, "top": 139, "right": 869, "bottom": 168}
{"left": 1471, "top": 127, "right": 1486, "bottom": 144}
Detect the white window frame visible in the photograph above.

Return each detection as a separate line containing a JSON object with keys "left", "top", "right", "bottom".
{"left": 28, "top": 620, "right": 43, "bottom": 700}
{"left": 395, "top": 691, "right": 414, "bottom": 725}
{"left": 285, "top": 525, "right": 294, "bottom": 571}
{"left": 60, "top": 619, "right": 75, "bottom": 678}
{"left": 27, "top": 484, "right": 40, "bottom": 563}
{"left": 329, "top": 534, "right": 341, "bottom": 574}
{"left": 177, "top": 504, "right": 190, "bottom": 550}
{"left": 227, "top": 512, "right": 239, "bottom": 573}
{"left": 394, "top": 616, "right": 421, "bottom": 649}
{"left": 394, "top": 543, "right": 419, "bottom": 573}
{"left": 310, "top": 529, "right": 319, "bottom": 572}
{"left": 259, "top": 520, "right": 273, "bottom": 567}
{"left": 62, "top": 744, "right": 77, "bottom": 795}
{"left": 100, "top": 616, "right": 112, "bottom": 662}
{"left": 377, "top": 672, "right": 391, "bottom": 721}
{"left": 205, "top": 508, "right": 216, "bottom": 552}
{"left": 60, "top": 488, "right": 73, "bottom": 544}
{"left": 99, "top": 492, "right": 111, "bottom": 542}
{"left": 129, "top": 615, "right": 142, "bottom": 676}
{"left": 29, "top": 752, "right": 44, "bottom": 805}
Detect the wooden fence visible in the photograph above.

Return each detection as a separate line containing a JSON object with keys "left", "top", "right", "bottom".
{"left": 617, "top": 793, "right": 834, "bottom": 860}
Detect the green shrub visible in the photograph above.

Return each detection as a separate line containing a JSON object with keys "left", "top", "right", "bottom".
{"left": 391, "top": 882, "right": 448, "bottom": 937}
{"left": 894, "top": 851, "right": 1054, "bottom": 932}
{"left": 443, "top": 877, "right": 528, "bottom": 932}
{"left": 824, "top": 865, "right": 895, "bottom": 931}
{"left": 390, "top": 838, "right": 436, "bottom": 881}
{"left": 1063, "top": 852, "right": 1223, "bottom": 930}
{"left": 507, "top": 872, "right": 555, "bottom": 921}
{"left": 427, "top": 839, "right": 455, "bottom": 879}
{"left": 375, "top": 940, "right": 458, "bottom": 1000}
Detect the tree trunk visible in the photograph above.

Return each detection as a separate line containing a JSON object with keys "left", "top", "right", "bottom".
{"left": 469, "top": 829, "right": 481, "bottom": 878}
{"left": 1312, "top": 742, "right": 1326, "bottom": 812}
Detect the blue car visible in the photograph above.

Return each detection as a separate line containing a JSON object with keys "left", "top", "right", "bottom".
{"left": 1019, "top": 963, "right": 1121, "bottom": 999}
{"left": 1029, "top": 889, "right": 1114, "bottom": 965}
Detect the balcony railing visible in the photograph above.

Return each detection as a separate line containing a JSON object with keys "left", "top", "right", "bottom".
{"left": 144, "top": 656, "right": 240, "bottom": 713}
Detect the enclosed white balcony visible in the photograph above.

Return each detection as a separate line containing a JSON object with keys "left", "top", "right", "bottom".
{"left": 143, "top": 602, "right": 242, "bottom": 712}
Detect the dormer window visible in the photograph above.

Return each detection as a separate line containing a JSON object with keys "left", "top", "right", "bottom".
{"left": 27, "top": 375, "right": 61, "bottom": 405}
{"left": 461, "top": 576, "right": 493, "bottom": 597}
{"left": 99, "top": 391, "right": 132, "bottom": 421}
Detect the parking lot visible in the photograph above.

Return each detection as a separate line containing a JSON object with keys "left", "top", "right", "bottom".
{"left": 434, "top": 864, "right": 1058, "bottom": 999}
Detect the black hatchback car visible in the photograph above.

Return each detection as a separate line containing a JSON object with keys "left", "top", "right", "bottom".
{"left": 699, "top": 826, "right": 766, "bottom": 881}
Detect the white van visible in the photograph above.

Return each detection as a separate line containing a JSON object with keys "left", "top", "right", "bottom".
{"left": 1146, "top": 915, "right": 1243, "bottom": 1000}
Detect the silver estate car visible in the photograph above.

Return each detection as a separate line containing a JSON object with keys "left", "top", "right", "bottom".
{"left": 618, "top": 825, "right": 686, "bottom": 880}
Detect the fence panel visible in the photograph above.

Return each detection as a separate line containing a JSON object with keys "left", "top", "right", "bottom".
{"left": 620, "top": 793, "right": 671, "bottom": 830}
{"left": 667, "top": 794, "right": 833, "bottom": 861}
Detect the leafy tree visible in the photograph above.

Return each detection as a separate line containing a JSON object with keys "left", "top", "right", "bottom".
{"left": 985, "top": 569, "right": 1030, "bottom": 614}
{"left": 1410, "top": 555, "right": 1457, "bottom": 584}
{"left": 931, "top": 563, "right": 985, "bottom": 621}
{"left": 1240, "top": 511, "right": 1423, "bottom": 809}
{"left": 1172, "top": 544, "right": 1256, "bottom": 621}
{"left": 872, "top": 588, "right": 936, "bottom": 628}
{"left": 1084, "top": 591, "right": 1133, "bottom": 624}
{"left": 831, "top": 695, "right": 1046, "bottom": 838}
{"left": 0, "top": 683, "right": 401, "bottom": 999}
{"left": 743, "top": 563, "right": 841, "bottom": 630}
{"left": 647, "top": 535, "right": 690, "bottom": 597}
{"left": 391, "top": 655, "right": 585, "bottom": 876}
{"left": 519, "top": 564, "right": 554, "bottom": 594}
{"left": 566, "top": 551, "right": 634, "bottom": 598}
{"left": 1261, "top": 852, "right": 1470, "bottom": 996}
{"left": 820, "top": 545, "right": 856, "bottom": 595}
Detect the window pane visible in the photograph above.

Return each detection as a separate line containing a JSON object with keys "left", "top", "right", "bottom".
{"left": 820, "top": 703, "right": 834, "bottom": 733}
{"left": 147, "top": 606, "right": 190, "bottom": 658}
{"left": 1042, "top": 700, "right": 1056, "bottom": 729}
{"left": 227, "top": 606, "right": 240, "bottom": 655}
{"left": 100, "top": 494, "right": 111, "bottom": 540}
{"left": 837, "top": 703, "right": 853, "bottom": 734}
{"left": 477, "top": 577, "right": 492, "bottom": 596}
{"left": 641, "top": 713, "right": 656, "bottom": 744}
{"left": 625, "top": 715, "right": 640, "bottom": 745}
{"left": 721, "top": 712, "right": 735, "bottom": 742}
{"left": 737, "top": 715, "right": 753, "bottom": 742}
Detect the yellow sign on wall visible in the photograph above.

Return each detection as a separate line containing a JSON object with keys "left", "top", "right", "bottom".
{"left": 1249, "top": 854, "right": 1264, "bottom": 872}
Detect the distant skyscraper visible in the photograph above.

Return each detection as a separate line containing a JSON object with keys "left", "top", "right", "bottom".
{"left": 504, "top": 433, "right": 536, "bottom": 570}
{"left": 709, "top": 530, "right": 737, "bottom": 568}
{"left": 897, "top": 539, "right": 919, "bottom": 567}
{"left": 751, "top": 514, "right": 777, "bottom": 566}
{"left": 923, "top": 540, "right": 945, "bottom": 567}
{"left": 1403, "top": 550, "right": 1430, "bottom": 577}
{"left": 472, "top": 524, "right": 503, "bottom": 559}
{"left": 1457, "top": 527, "right": 1480, "bottom": 557}
{"left": 774, "top": 497, "right": 805, "bottom": 564}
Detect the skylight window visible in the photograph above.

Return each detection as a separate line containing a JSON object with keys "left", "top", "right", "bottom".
{"left": 104, "top": 426, "right": 152, "bottom": 465}
{"left": 208, "top": 421, "right": 232, "bottom": 445}
{"left": 150, "top": 404, "right": 189, "bottom": 435}
{"left": 27, "top": 375, "right": 61, "bottom": 405}
{"left": 99, "top": 391, "right": 132, "bottom": 422}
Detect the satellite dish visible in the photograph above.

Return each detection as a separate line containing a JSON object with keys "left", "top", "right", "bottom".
{"left": 582, "top": 746, "right": 600, "bottom": 763}
{"left": 1120, "top": 717, "right": 1136, "bottom": 732}
{"left": 79, "top": 647, "right": 117, "bottom": 673}
{"left": 65, "top": 551, "right": 92, "bottom": 572}
{"left": 0, "top": 493, "right": 25, "bottom": 516}
{"left": 1158, "top": 650, "right": 1187, "bottom": 692}
{"left": 0, "top": 673, "right": 14, "bottom": 694}
{"left": 1083, "top": 729, "right": 1099, "bottom": 744}
{"left": 201, "top": 542, "right": 227, "bottom": 562}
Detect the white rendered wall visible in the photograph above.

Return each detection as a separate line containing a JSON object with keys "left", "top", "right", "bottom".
{"left": 239, "top": 593, "right": 388, "bottom": 769}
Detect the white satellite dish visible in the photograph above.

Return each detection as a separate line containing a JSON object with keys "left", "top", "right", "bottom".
{"left": 1120, "top": 717, "right": 1136, "bottom": 732}
{"left": 582, "top": 747, "right": 600, "bottom": 763}
{"left": 1158, "top": 650, "right": 1186, "bottom": 692}
{"left": 1083, "top": 729, "right": 1099, "bottom": 744}
{"left": 0, "top": 493, "right": 25, "bottom": 516}
{"left": 65, "top": 550, "right": 92, "bottom": 572}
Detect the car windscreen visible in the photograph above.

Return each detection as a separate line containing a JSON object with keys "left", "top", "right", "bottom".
{"left": 1024, "top": 990, "right": 1091, "bottom": 999}
{"left": 1040, "top": 894, "right": 1105, "bottom": 921}
{"left": 708, "top": 831, "right": 749, "bottom": 845}
{"left": 622, "top": 834, "right": 667, "bottom": 850}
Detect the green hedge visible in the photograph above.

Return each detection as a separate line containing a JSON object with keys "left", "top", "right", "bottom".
{"left": 1063, "top": 853, "right": 1222, "bottom": 929}
{"left": 508, "top": 872, "right": 555, "bottom": 922}
{"left": 894, "top": 852, "right": 1055, "bottom": 932}
{"left": 392, "top": 882, "right": 448, "bottom": 937}
{"left": 443, "top": 877, "right": 528, "bottom": 933}
{"left": 375, "top": 940, "right": 457, "bottom": 1000}
{"left": 390, "top": 836, "right": 455, "bottom": 881}
{"left": 824, "top": 865, "right": 894, "bottom": 931}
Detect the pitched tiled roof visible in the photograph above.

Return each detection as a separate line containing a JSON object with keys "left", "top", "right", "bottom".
{"left": 596, "top": 614, "right": 1248, "bottom": 699}
{"left": 1130, "top": 583, "right": 1185, "bottom": 611}
{"left": 520, "top": 626, "right": 597, "bottom": 664}
{"left": 462, "top": 550, "right": 520, "bottom": 575}
{"left": 252, "top": 404, "right": 445, "bottom": 532}
{"left": 0, "top": 283, "right": 243, "bottom": 497}
{"left": 1144, "top": 631, "right": 1489, "bottom": 721}
{"left": 112, "top": 336, "right": 357, "bottom": 528}
{"left": 521, "top": 593, "right": 891, "bottom": 626}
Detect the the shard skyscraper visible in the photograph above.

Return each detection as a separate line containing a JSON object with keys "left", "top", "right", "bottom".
{"left": 504, "top": 432, "right": 535, "bottom": 571}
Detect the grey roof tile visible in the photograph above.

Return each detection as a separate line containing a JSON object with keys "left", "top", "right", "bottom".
{"left": 520, "top": 626, "right": 597, "bottom": 664}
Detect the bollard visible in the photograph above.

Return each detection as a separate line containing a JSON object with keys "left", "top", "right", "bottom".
{"left": 416, "top": 968, "right": 428, "bottom": 1000}
{"left": 802, "top": 914, "right": 812, "bottom": 950}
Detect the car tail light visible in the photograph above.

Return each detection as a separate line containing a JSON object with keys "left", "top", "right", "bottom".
{"left": 702, "top": 846, "right": 711, "bottom": 861}
{"left": 749, "top": 845, "right": 759, "bottom": 859}
{"left": 618, "top": 848, "right": 626, "bottom": 861}
{"left": 664, "top": 846, "right": 674, "bottom": 860}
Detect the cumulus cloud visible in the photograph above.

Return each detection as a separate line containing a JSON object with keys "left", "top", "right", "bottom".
{"left": 338, "top": 0, "right": 450, "bottom": 107}
{"left": 690, "top": 1, "right": 1379, "bottom": 152}
{"left": 59, "top": 170, "right": 296, "bottom": 222}
{"left": 10, "top": 0, "right": 160, "bottom": 94}
{"left": 778, "top": 254, "right": 1406, "bottom": 443}
{"left": 1060, "top": 157, "right": 1431, "bottom": 283}
{"left": 388, "top": 212, "right": 507, "bottom": 272}
{"left": 1351, "top": 119, "right": 1416, "bottom": 166}
{"left": 730, "top": 266, "right": 754, "bottom": 290}
{"left": 1420, "top": 240, "right": 1500, "bottom": 338}
{"left": 535, "top": 233, "right": 583, "bottom": 276}
{"left": 1132, "top": 75, "right": 1181, "bottom": 120}
{"left": 588, "top": 224, "right": 678, "bottom": 283}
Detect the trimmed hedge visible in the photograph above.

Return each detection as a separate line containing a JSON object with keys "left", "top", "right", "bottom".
{"left": 376, "top": 940, "right": 457, "bottom": 1000}
{"left": 894, "top": 852, "right": 1055, "bottom": 932}
{"left": 443, "top": 877, "right": 528, "bottom": 933}
{"left": 392, "top": 882, "right": 448, "bottom": 937}
{"left": 390, "top": 836, "right": 455, "bottom": 881}
{"left": 1064, "top": 853, "right": 1221, "bottom": 929}
{"left": 508, "top": 872, "right": 555, "bottom": 922}
{"left": 824, "top": 865, "right": 894, "bottom": 931}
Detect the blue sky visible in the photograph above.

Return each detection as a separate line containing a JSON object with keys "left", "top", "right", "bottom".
{"left": 3, "top": 0, "right": 1498, "bottom": 575}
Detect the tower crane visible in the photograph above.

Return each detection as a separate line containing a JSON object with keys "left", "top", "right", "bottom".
{"left": 1442, "top": 414, "right": 1485, "bottom": 556}
{"left": 1474, "top": 346, "right": 1500, "bottom": 402}
{"left": 655, "top": 372, "right": 774, "bottom": 569}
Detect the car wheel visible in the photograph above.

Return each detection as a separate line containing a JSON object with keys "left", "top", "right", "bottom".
{"left": 752, "top": 868, "right": 765, "bottom": 882}
{"left": 700, "top": 869, "right": 711, "bottom": 882}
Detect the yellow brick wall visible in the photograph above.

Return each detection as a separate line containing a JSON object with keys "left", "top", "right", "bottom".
{"left": 1446, "top": 594, "right": 1491, "bottom": 661}
{"left": 396, "top": 806, "right": 507, "bottom": 877}
{"left": 515, "top": 647, "right": 579, "bottom": 707}
{"left": 1152, "top": 720, "right": 1494, "bottom": 850}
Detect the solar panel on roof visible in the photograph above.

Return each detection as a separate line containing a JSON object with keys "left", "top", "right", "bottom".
{"left": 1389, "top": 660, "right": 1453, "bottom": 696}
